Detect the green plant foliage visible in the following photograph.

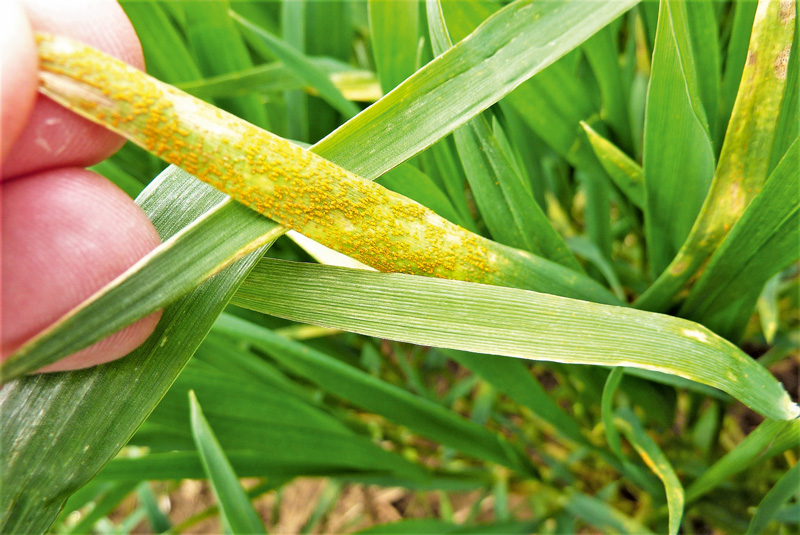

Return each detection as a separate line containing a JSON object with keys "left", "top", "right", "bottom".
{"left": 2, "top": 1, "right": 797, "bottom": 533}
{"left": 189, "top": 391, "right": 267, "bottom": 534}
{"left": 232, "top": 257, "right": 796, "bottom": 421}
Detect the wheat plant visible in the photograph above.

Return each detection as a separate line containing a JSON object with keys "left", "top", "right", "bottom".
{"left": 1, "top": 0, "right": 798, "bottom": 533}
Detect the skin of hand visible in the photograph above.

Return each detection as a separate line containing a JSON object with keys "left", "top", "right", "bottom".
{"left": 1, "top": 0, "right": 163, "bottom": 372}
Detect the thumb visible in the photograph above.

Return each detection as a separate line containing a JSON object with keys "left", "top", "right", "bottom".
{"left": 0, "top": 0, "right": 38, "bottom": 161}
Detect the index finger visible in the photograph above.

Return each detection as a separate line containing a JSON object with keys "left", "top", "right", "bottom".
{"left": 2, "top": 0, "right": 145, "bottom": 180}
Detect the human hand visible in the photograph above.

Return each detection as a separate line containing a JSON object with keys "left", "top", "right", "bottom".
{"left": 1, "top": 0, "right": 162, "bottom": 372}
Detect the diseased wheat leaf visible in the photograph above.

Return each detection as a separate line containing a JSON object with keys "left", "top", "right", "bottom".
{"left": 636, "top": 0, "right": 796, "bottom": 310}
{"left": 680, "top": 138, "right": 800, "bottom": 336}
{"left": 12, "top": 0, "right": 639, "bottom": 376}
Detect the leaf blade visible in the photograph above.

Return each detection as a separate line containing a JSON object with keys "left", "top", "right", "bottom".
{"left": 232, "top": 258, "right": 799, "bottom": 421}
{"left": 188, "top": 390, "right": 267, "bottom": 535}
{"left": 314, "top": 0, "right": 639, "bottom": 180}
{"left": 642, "top": 0, "right": 715, "bottom": 276}
{"left": 636, "top": 0, "right": 796, "bottom": 310}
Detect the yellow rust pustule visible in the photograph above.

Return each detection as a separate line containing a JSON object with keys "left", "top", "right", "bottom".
{"left": 36, "top": 32, "right": 499, "bottom": 283}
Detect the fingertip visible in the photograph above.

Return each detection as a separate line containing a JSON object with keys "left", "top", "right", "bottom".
{"left": 0, "top": 0, "right": 39, "bottom": 162}
{"left": 37, "top": 310, "right": 163, "bottom": 372}
{"left": 1, "top": 167, "right": 163, "bottom": 371}
{"left": 21, "top": 0, "right": 144, "bottom": 70}
{"left": 3, "top": 0, "right": 145, "bottom": 179}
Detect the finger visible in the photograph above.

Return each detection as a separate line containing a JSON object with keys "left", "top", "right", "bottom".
{"left": 0, "top": 0, "right": 38, "bottom": 160}
{"left": 2, "top": 0, "right": 145, "bottom": 180}
{"left": 1, "top": 167, "right": 162, "bottom": 371}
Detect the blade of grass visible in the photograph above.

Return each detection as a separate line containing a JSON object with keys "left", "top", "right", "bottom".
{"left": 428, "top": 0, "right": 582, "bottom": 271}
{"left": 63, "top": 481, "right": 139, "bottom": 535}
{"left": 180, "top": 0, "right": 269, "bottom": 128}
{"left": 497, "top": 106, "right": 549, "bottom": 210}
{"left": 601, "top": 369, "right": 664, "bottom": 496}
{"left": 642, "top": 0, "right": 715, "bottom": 276}
{"left": 423, "top": 138, "right": 477, "bottom": 231}
{"left": 212, "top": 315, "right": 539, "bottom": 477}
{"left": 231, "top": 10, "right": 360, "bottom": 119}
{"left": 762, "top": 419, "right": 800, "bottom": 460}
{"left": 136, "top": 482, "right": 171, "bottom": 534}
{"left": 443, "top": 350, "right": 588, "bottom": 449}
{"left": 281, "top": 0, "right": 308, "bottom": 142}
{"left": 302, "top": 0, "right": 352, "bottom": 140}
{"left": 300, "top": 480, "right": 342, "bottom": 534}
{"left": 442, "top": 348, "right": 662, "bottom": 496}
{"left": 456, "top": 113, "right": 582, "bottom": 269}
{"left": 602, "top": 369, "right": 626, "bottom": 462}
{"left": 176, "top": 59, "right": 380, "bottom": 103}
{"left": 636, "top": 0, "right": 796, "bottom": 310}
{"left": 615, "top": 408, "right": 685, "bottom": 535}
{"left": 578, "top": 168, "right": 613, "bottom": 262}
{"left": 768, "top": 12, "right": 798, "bottom": 171}
{"left": 188, "top": 391, "right": 267, "bottom": 534}
{"left": 146, "top": 359, "right": 354, "bottom": 441}
{"left": 369, "top": 0, "right": 418, "bottom": 94}
{"left": 581, "top": 121, "right": 644, "bottom": 209}
{"left": 757, "top": 273, "right": 782, "bottom": 344}
{"left": 99, "top": 453, "right": 483, "bottom": 494}
{"left": 439, "top": 0, "right": 613, "bottom": 188}
{"left": 566, "top": 236, "right": 626, "bottom": 301}
{"left": 582, "top": 26, "right": 633, "bottom": 151}
{"left": 685, "top": 419, "right": 796, "bottom": 502}
{"left": 745, "top": 462, "right": 800, "bottom": 535}
{"left": 562, "top": 491, "right": 656, "bottom": 535}
{"left": 55, "top": 481, "right": 112, "bottom": 529}
{"left": 119, "top": 1, "right": 202, "bottom": 84}
{"left": 772, "top": 504, "right": 800, "bottom": 524}
{"left": 169, "top": 480, "right": 284, "bottom": 535}
{"left": 196, "top": 330, "right": 323, "bottom": 403}
{"left": 104, "top": 446, "right": 422, "bottom": 482}
{"left": 685, "top": 0, "right": 721, "bottom": 142}
{"left": 232, "top": 258, "right": 799, "bottom": 421}
{"left": 718, "top": 0, "right": 757, "bottom": 144}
